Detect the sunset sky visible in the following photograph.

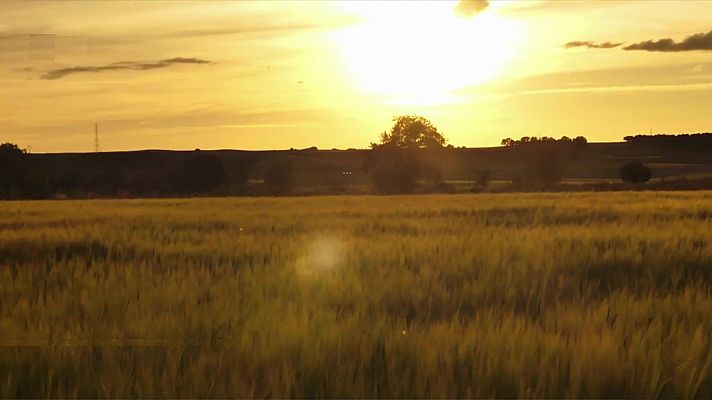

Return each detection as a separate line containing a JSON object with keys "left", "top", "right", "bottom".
{"left": 2, "top": 0, "right": 712, "bottom": 152}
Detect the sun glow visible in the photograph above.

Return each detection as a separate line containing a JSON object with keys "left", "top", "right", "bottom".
{"left": 333, "top": 1, "right": 523, "bottom": 105}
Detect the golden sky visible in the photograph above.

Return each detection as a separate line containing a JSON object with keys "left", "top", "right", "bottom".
{"left": 2, "top": 0, "right": 712, "bottom": 152}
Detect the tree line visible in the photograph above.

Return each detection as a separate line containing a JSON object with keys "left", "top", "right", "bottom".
{"left": 0, "top": 143, "right": 294, "bottom": 199}
{"left": 364, "top": 116, "right": 651, "bottom": 193}
{"left": 623, "top": 132, "right": 712, "bottom": 150}
{"left": 1, "top": 118, "right": 663, "bottom": 199}
{"left": 500, "top": 136, "right": 588, "bottom": 147}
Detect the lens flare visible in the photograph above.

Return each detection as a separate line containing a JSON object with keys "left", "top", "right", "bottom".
{"left": 295, "top": 236, "right": 345, "bottom": 276}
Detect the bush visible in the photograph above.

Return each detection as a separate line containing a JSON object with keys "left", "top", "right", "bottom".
{"left": 0, "top": 143, "right": 26, "bottom": 197}
{"left": 619, "top": 162, "right": 652, "bottom": 184}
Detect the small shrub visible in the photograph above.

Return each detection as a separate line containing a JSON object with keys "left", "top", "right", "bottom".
{"left": 619, "top": 162, "right": 652, "bottom": 184}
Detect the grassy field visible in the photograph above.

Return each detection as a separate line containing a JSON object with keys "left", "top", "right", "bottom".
{"left": 1, "top": 192, "right": 711, "bottom": 398}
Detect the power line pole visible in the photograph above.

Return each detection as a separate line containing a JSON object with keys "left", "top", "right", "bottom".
{"left": 94, "top": 122, "right": 100, "bottom": 152}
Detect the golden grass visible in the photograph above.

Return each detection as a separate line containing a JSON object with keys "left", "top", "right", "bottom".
{"left": 1, "top": 191, "right": 711, "bottom": 398}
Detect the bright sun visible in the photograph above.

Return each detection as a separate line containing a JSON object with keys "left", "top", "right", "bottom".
{"left": 333, "top": 1, "right": 523, "bottom": 105}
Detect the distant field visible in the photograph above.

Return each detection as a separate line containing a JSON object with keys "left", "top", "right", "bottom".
{"left": 1, "top": 192, "right": 711, "bottom": 398}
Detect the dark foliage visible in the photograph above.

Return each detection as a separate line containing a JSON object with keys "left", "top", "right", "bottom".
{"left": 500, "top": 136, "right": 584, "bottom": 184}
{"left": 126, "top": 175, "right": 160, "bottom": 196}
{"left": 230, "top": 160, "right": 250, "bottom": 186}
{"left": 264, "top": 157, "right": 294, "bottom": 195}
{"left": 365, "top": 116, "right": 447, "bottom": 194}
{"left": 176, "top": 152, "right": 226, "bottom": 193}
{"left": 85, "top": 169, "right": 126, "bottom": 195}
{"left": 50, "top": 171, "right": 83, "bottom": 195}
{"left": 372, "top": 115, "right": 446, "bottom": 150}
{"left": 21, "top": 173, "right": 51, "bottom": 199}
{"left": 0, "top": 143, "right": 26, "bottom": 197}
{"left": 419, "top": 159, "right": 444, "bottom": 185}
{"left": 623, "top": 132, "right": 712, "bottom": 151}
{"left": 501, "top": 136, "right": 587, "bottom": 147}
{"left": 619, "top": 162, "right": 652, "bottom": 184}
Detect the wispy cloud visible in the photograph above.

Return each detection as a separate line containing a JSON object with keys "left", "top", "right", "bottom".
{"left": 518, "top": 82, "right": 712, "bottom": 96}
{"left": 455, "top": 0, "right": 489, "bottom": 17}
{"left": 40, "top": 57, "right": 211, "bottom": 80}
{"left": 624, "top": 30, "right": 712, "bottom": 52}
{"left": 565, "top": 41, "right": 623, "bottom": 49}
{"left": 567, "top": 30, "right": 712, "bottom": 53}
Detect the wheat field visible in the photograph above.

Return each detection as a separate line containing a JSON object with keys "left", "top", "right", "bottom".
{"left": 1, "top": 192, "right": 711, "bottom": 398}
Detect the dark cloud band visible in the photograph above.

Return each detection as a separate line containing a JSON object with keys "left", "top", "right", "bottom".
{"left": 567, "top": 30, "right": 712, "bottom": 53}
{"left": 565, "top": 41, "right": 623, "bottom": 49}
{"left": 41, "top": 57, "right": 211, "bottom": 80}
{"left": 624, "top": 30, "right": 712, "bottom": 52}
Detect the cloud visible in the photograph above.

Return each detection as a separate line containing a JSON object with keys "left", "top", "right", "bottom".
{"left": 623, "top": 30, "right": 712, "bottom": 52}
{"left": 455, "top": 0, "right": 489, "bottom": 17}
{"left": 40, "top": 57, "right": 211, "bottom": 80}
{"left": 565, "top": 41, "right": 623, "bottom": 49}
{"left": 502, "top": 0, "right": 634, "bottom": 15}
{"left": 517, "top": 82, "right": 712, "bottom": 96}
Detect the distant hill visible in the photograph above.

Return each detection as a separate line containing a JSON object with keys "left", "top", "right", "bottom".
{"left": 26, "top": 142, "right": 712, "bottom": 187}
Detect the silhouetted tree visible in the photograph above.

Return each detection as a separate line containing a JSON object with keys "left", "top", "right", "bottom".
{"left": 264, "top": 157, "right": 293, "bottom": 194}
{"left": 501, "top": 135, "right": 588, "bottom": 147}
{"left": 176, "top": 152, "right": 226, "bottom": 193}
{"left": 573, "top": 136, "right": 588, "bottom": 146}
{"left": 619, "top": 161, "right": 652, "bottom": 184}
{"left": 366, "top": 116, "right": 447, "bottom": 193}
{"left": 0, "top": 143, "right": 26, "bottom": 197}
{"left": 372, "top": 115, "right": 446, "bottom": 149}
{"left": 501, "top": 138, "right": 515, "bottom": 147}
{"left": 623, "top": 132, "right": 712, "bottom": 151}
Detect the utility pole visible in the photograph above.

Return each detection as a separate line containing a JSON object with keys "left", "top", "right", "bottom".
{"left": 94, "top": 122, "right": 100, "bottom": 153}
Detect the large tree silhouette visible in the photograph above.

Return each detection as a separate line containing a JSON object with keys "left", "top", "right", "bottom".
{"left": 367, "top": 116, "right": 447, "bottom": 193}
{"left": 372, "top": 115, "right": 446, "bottom": 149}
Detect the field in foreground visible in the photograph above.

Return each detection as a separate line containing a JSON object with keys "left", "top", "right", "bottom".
{"left": 1, "top": 192, "right": 711, "bottom": 398}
